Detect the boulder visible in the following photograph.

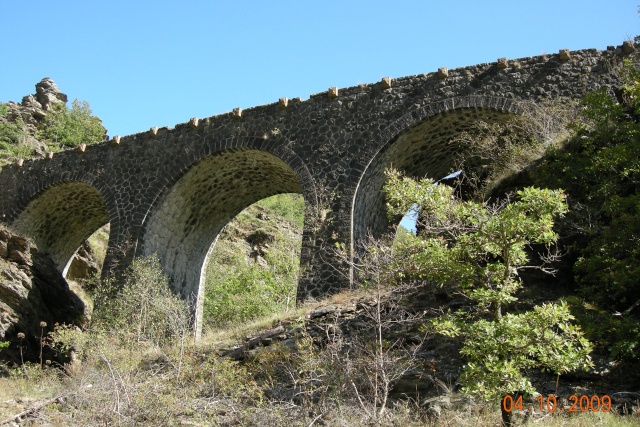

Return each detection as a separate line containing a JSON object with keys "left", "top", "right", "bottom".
{"left": 34, "top": 77, "right": 67, "bottom": 110}
{"left": 66, "top": 241, "right": 100, "bottom": 280}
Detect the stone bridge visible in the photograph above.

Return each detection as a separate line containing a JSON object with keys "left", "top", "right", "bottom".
{"left": 0, "top": 43, "right": 633, "bottom": 333}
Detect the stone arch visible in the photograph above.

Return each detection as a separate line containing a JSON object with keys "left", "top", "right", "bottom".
{"left": 10, "top": 175, "right": 115, "bottom": 273}
{"left": 351, "top": 96, "right": 522, "bottom": 256}
{"left": 140, "top": 135, "right": 317, "bottom": 336}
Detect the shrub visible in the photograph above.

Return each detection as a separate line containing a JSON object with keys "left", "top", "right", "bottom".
{"left": 532, "top": 58, "right": 640, "bottom": 320}
{"left": 37, "top": 99, "right": 106, "bottom": 149}
{"left": 92, "top": 254, "right": 191, "bottom": 347}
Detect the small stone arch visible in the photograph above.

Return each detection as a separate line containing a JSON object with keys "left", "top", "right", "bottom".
{"left": 10, "top": 174, "right": 116, "bottom": 273}
{"left": 140, "top": 134, "right": 317, "bottom": 336}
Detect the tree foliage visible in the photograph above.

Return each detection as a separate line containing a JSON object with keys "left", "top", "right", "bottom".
{"left": 38, "top": 99, "right": 106, "bottom": 148}
{"left": 0, "top": 103, "right": 33, "bottom": 163}
{"left": 532, "top": 58, "right": 640, "bottom": 314}
{"left": 384, "top": 169, "right": 592, "bottom": 401}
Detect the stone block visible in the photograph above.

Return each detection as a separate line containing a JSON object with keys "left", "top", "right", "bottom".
{"left": 497, "top": 58, "right": 508, "bottom": 69}
{"left": 438, "top": 67, "right": 449, "bottom": 79}
{"left": 381, "top": 77, "right": 392, "bottom": 89}
{"left": 233, "top": 108, "right": 242, "bottom": 118}
{"left": 559, "top": 49, "right": 571, "bottom": 61}
{"left": 149, "top": 127, "right": 159, "bottom": 137}
{"left": 111, "top": 135, "right": 121, "bottom": 145}
{"left": 328, "top": 87, "right": 339, "bottom": 98}
{"left": 45, "top": 151, "right": 54, "bottom": 160}
{"left": 189, "top": 117, "right": 199, "bottom": 128}
{"left": 278, "top": 97, "right": 289, "bottom": 109}
{"left": 76, "top": 143, "right": 86, "bottom": 153}
{"left": 14, "top": 159, "right": 23, "bottom": 168}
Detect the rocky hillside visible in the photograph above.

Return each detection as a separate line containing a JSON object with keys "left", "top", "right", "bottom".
{"left": 203, "top": 194, "right": 304, "bottom": 327}
{"left": 0, "top": 78, "right": 106, "bottom": 166}
{"left": 4, "top": 78, "right": 68, "bottom": 129}
{"left": 0, "top": 78, "right": 68, "bottom": 160}
{"left": 0, "top": 225, "right": 86, "bottom": 361}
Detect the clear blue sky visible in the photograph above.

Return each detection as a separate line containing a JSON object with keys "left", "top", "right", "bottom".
{"left": 1, "top": 1, "right": 638, "bottom": 137}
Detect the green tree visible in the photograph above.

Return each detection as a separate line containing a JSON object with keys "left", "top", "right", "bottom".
{"left": 384, "top": 169, "right": 592, "bottom": 425}
{"left": 38, "top": 99, "right": 106, "bottom": 148}
{"left": 534, "top": 59, "right": 640, "bottom": 320}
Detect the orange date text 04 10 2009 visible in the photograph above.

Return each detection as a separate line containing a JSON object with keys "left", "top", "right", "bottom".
{"left": 502, "top": 394, "right": 612, "bottom": 413}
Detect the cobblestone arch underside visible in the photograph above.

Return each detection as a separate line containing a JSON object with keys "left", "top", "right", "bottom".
{"left": 352, "top": 107, "right": 515, "bottom": 248}
{"left": 11, "top": 182, "right": 109, "bottom": 271}
{"left": 142, "top": 148, "right": 303, "bottom": 328}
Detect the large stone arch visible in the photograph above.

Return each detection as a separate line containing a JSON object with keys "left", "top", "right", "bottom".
{"left": 140, "top": 135, "right": 317, "bottom": 335}
{"left": 351, "top": 96, "right": 523, "bottom": 256}
{"left": 10, "top": 175, "right": 115, "bottom": 273}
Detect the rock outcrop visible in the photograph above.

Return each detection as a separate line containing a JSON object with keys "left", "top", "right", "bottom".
{"left": 0, "top": 225, "right": 86, "bottom": 359}
{"left": 66, "top": 241, "right": 101, "bottom": 281}
{"left": 4, "top": 77, "right": 68, "bottom": 128}
{"left": 0, "top": 77, "right": 70, "bottom": 160}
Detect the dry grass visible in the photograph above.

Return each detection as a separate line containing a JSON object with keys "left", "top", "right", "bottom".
{"left": 0, "top": 334, "right": 638, "bottom": 426}
{"left": 1, "top": 287, "right": 637, "bottom": 426}
{"left": 426, "top": 406, "right": 639, "bottom": 427}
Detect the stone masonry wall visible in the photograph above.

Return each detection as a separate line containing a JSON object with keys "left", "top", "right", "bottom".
{"left": 0, "top": 42, "right": 635, "bottom": 334}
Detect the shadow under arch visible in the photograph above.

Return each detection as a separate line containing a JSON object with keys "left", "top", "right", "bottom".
{"left": 11, "top": 179, "right": 112, "bottom": 273}
{"left": 351, "top": 96, "right": 523, "bottom": 261}
{"left": 141, "top": 138, "right": 316, "bottom": 337}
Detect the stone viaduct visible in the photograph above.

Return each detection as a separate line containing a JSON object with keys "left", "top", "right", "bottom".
{"left": 0, "top": 43, "right": 634, "bottom": 334}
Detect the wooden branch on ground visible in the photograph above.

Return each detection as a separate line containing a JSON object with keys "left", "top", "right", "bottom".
{"left": 0, "top": 393, "right": 73, "bottom": 425}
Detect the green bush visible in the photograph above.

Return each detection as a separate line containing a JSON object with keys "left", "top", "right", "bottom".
{"left": 37, "top": 99, "right": 105, "bottom": 148}
{"left": 204, "top": 260, "right": 281, "bottom": 326}
{"left": 0, "top": 103, "right": 32, "bottom": 164}
{"left": 92, "top": 255, "right": 190, "bottom": 347}
{"left": 532, "top": 58, "right": 640, "bottom": 316}
{"left": 203, "top": 194, "right": 303, "bottom": 327}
